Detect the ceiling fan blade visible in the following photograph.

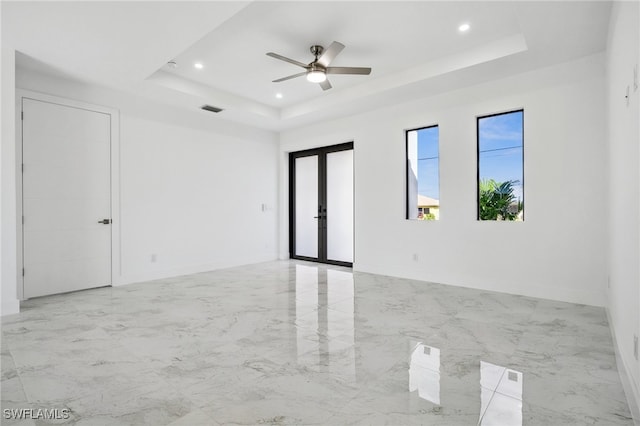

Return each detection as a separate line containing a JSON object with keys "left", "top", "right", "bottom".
{"left": 266, "top": 52, "right": 308, "bottom": 68}
{"left": 317, "top": 41, "right": 345, "bottom": 67}
{"left": 272, "top": 72, "right": 308, "bottom": 83}
{"left": 326, "top": 66, "right": 372, "bottom": 75}
{"left": 319, "top": 79, "right": 332, "bottom": 91}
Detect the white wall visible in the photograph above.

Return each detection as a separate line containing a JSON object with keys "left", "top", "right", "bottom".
{"left": 0, "top": 46, "right": 20, "bottom": 315}
{"left": 119, "top": 115, "right": 278, "bottom": 283}
{"left": 606, "top": 0, "right": 640, "bottom": 417}
{"left": 280, "top": 53, "right": 607, "bottom": 307}
{"left": 10, "top": 68, "right": 278, "bottom": 293}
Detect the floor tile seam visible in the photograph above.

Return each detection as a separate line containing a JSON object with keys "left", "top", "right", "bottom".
{"left": 2, "top": 337, "right": 121, "bottom": 353}
{"left": 477, "top": 367, "right": 508, "bottom": 425}
{"left": 491, "top": 388, "right": 523, "bottom": 403}
{"left": 507, "top": 367, "right": 624, "bottom": 387}
{"left": 10, "top": 349, "right": 163, "bottom": 377}
{"left": 4, "top": 333, "right": 137, "bottom": 349}
{"left": 521, "top": 399, "right": 634, "bottom": 424}
{"left": 0, "top": 322, "right": 102, "bottom": 337}
{"left": 196, "top": 390, "right": 351, "bottom": 425}
{"left": 292, "top": 322, "right": 356, "bottom": 338}
{"left": 64, "top": 375, "right": 194, "bottom": 413}
{"left": 7, "top": 344, "right": 101, "bottom": 375}
{"left": 3, "top": 308, "right": 130, "bottom": 327}
{"left": 171, "top": 382, "right": 232, "bottom": 415}
{"left": 183, "top": 410, "right": 223, "bottom": 426}
{"left": 1, "top": 350, "right": 29, "bottom": 405}
{"left": 325, "top": 294, "right": 357, "bottom": 306}
{"left": 15, "top": 370, "right": 170, "bottom": 396}
{"left": 345, "top": 364, "right": 409, "bottom": 406}
{"left": 408, "top": 362, "right": 440, "bottom": 378}
{"left": 521, "top": 389, "right": 631, "bottom": 412}
{"left": 517, "top": 298, "right": 541, "bottom": 325}
{"left": 508, "top": 348, "right": 620, "bottom": 371}
{"left": 18, "top": 372, "right": 92, "bottom": 408}
{"left": 290, "top": 345, "right": 347, "bottom": 361}
{"left": 450, "top": 317, "right": 536, "bottom": 335}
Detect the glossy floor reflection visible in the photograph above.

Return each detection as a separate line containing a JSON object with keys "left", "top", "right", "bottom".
{"left": 1, "top": 261, "right": 633, "bottom": 425}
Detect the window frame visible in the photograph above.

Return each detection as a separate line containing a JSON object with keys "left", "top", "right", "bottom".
{"left": 476, "top": 109, "right": 525, "bottom": 221}
{"left": 405, "top": 124, "right": 440, "bottom": 220}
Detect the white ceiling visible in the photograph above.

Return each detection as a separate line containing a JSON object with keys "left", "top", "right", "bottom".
{"left": 2, "top": 1, "right": 612, "bottom": 131}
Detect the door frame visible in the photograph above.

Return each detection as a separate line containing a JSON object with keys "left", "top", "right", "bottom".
{"left": 16, "top": 90, "right": 120, "bottom": 299}
{"left": 289, "top": 142, "right": 354, "bottom": 267}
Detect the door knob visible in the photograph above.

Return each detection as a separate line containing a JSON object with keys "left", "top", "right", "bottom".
{"left": 98, "top": 219, "right": 111, "bottom": 224}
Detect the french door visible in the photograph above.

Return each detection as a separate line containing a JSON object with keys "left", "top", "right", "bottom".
{"left": 289, "top": 142, "right": 353, "bottom": 267}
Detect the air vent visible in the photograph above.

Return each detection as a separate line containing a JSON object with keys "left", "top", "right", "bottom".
{"left": 201, "top": 105, "right": 223, "bottom": 113}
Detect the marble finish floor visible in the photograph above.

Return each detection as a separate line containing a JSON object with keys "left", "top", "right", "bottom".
{"left": 0, "top": 261, "right": 633, "bottom": 425}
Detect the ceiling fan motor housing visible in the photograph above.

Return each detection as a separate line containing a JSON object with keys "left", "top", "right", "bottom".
{"left": 310, "top": 45, "right": 324, "bottom": 58}
{"left": 308, "top": 63, "right": 326, "bottom": 72}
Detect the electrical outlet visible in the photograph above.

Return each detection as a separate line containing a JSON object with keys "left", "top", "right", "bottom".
{"left": 626, "top": 85, "right": 630, "bottom": 107}
{"left": 634, "top": 335, "right": 638, "bottom": 361}
{"left": 412, "top": 253, "right": 419, "bottom": 262}
{"left": 151, "top": 253, "right": 157, "bottom": 263}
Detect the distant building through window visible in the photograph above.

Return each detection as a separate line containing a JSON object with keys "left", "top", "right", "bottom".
{"left": 406, "top": 125, "right": 439, "bottom": 221}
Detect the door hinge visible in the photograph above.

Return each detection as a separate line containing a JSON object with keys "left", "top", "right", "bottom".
{"left": 22, "top": 268, "right": 25, "bottom": 276}
{"left": 22, "top": 216, "right": 24, "bottom": 225}
{"left": 21, "top": 164, "right": 24, "bottom": 173}
{"left": 21, "top": 111, "right": 24, "bottom": 120}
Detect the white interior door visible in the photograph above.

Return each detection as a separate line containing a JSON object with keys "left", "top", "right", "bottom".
{"left": 22, "top": 98, "right": 112, "bottom": 298}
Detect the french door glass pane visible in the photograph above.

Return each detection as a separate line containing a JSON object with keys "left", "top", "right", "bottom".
{"left": 326, "top": 149, "right": 353, "bottom": 263}
{"left": 295, "top": 155, "right": 318, "bottom": 258}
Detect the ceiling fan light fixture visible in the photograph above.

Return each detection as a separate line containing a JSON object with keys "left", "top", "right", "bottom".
{"left": 267, "top": 41, "right": 370, "bottom": 91}
{"left": 307, "top": 70, "right": 326, "bottom": 83}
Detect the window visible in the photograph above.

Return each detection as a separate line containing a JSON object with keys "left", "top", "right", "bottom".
{"left": 406, "top": 125, "right": 439, "bottom": 221}
{"left": 477, "top": 110, "right": 524, "bottom": 221}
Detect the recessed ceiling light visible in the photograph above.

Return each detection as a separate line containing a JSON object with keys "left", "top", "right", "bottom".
{"left": 194, "top": 62, "right": 204, "bottom": 69}
{"left": 458, "top": 23, "right": 471, "bottom": 32}
{"left": 167, "top": 60, "right": 178, "bottom": 69}
{"left": 275, "top": 93, "right": 283, "bottom": 99}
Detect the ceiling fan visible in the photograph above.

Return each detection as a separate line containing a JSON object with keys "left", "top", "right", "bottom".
{"left": 266, "top": 41, "right": 371, "bottom": 91}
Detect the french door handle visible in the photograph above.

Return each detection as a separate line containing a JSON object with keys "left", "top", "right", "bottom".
{"left": 98, "top": 219, "right": 112, "bottom": 224}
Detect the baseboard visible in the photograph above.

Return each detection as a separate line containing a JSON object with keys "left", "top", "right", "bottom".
{"left": 279, "top": 252, "right": 289, "bottom": 261}
{"left": 114, "top": 254, "right": 279, "bottom": 287}
{"left": 606, "top": 308, "right": 640, "bottom": 425}
{"left": 353, "top": 263, "right": 606, "bottom": 307}
{"left": 1, "top": 298, "right": 20, "bottom": 316}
